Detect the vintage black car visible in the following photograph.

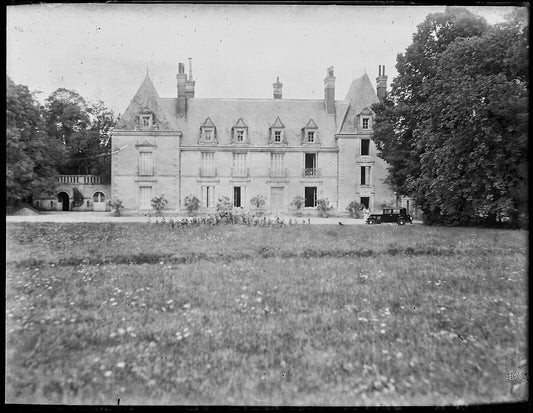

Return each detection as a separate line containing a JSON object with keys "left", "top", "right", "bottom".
{"left": 366, "top": 208, "right": 413, "bottom": 225}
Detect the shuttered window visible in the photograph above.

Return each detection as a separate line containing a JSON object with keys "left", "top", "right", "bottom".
{"left": 201, "top": 186, "right": 215, "bottom": 208}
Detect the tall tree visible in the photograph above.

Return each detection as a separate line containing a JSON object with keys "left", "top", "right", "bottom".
{"left": 372, "top": 7, "right": 489, "bottom": 196}
{"left": 6, "top": 77, "right": 63, "bottom": 202}
{"left": 372, "top": 7, "right": 528, "bottom": 227}
{"left": 413, "top": 15, "right": 528, "bottom": 226}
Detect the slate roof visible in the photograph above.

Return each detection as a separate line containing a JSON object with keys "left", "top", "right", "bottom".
{"left": 116, "top": 72, "right": 379, "bottom": 141}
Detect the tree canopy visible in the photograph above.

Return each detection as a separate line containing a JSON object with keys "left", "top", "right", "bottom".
{"left": 372, "top": 7, "right": 528, "bottom": 227}
{"left": 6, "top": 78, "right": 116, "bottom": 202}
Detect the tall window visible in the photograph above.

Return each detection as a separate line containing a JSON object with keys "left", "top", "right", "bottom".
{"left": 362, "top": 118, "right": 370, "bottom": 130}
{"left": 271, "top": 153, "right": 284, "bottom": 176}
{"left": 361, "top": 139, "right": 370, "bottom": 156}
{"left": 307, "top": 131, "right": 315, "bottom": 143}
{"left": 234, "top": 186, "right": 242, "bottom": 207}
{"left": 305, "top": 187, "right": 317, "bottom": 207}
{"left": 361, "top": 166, "right": 371, "bottom": 186}
{"left": 139, "top": 186, "right": 152, "bottom": 209}
{"left": 304, "top": 153, "right": 317, "bottom": 176}
{"left": 138, "top": 152, "right": 153, "bottom": 175}
{"left": 360, "top": 197, "right": 370, "bottom": 209}
{"left": 201, "top": 152, "right": 215, "bottom": 176}
{"left": 232, "top": 153, "right": 247, "bottom": 176}
{"left": 274, "top": 131, "right": 281, "bottom": 142}
{"left": 201, "top": 186, "right": 215, "bottom": 208}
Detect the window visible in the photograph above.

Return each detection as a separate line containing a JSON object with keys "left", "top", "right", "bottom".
{"left": 140, "top": 186, "right": 152, "bottom": 209}
{"left": 201, "top": 186, "right": 215, "bottom": 208}
{"left": 362, "top": 118, "right": 370, "bottom": 130}
{"left": 140, "top": 114, "right": 152, "bottom": 129}
{"left": 234, "top": 186, "right": 242, "bottom": 207}
{"left": 305, "top": 187, "right": 317, "bottom": 207}
{"left": 93, "top": 192, "right": 105, "bottom": 202}
{"left": 237, "top": 130, "right": 244, "bottom": 143}
{"left": 204, "top": 129, "right": 213, "bottom": 142}
{"left": 138, "top": 152, "right": 154, "bottom": 175}
{"left": 271, "top": 153, "right": 284, "bottom": 176}
{"left": 274, "top": 131, "right": 281, "bottom": 142}
{"left": 304, "top": 153, "right": 317, "bottom": 176}
{"left": 307, "top": 131, "right": 315, "bottom": 143}
{"left": 232, "top": 153, "right": 248, "bottom": 176}
{"left": 361, "top": 139, "right": 370, "bottom": 156}
{"left": 360, "top": 197, "right": 370, "bottom": 209}
{"left": 361, "top": 166, "right": 371, "bottom": 186}
{"left": 201, "top": 152, "right": 215, "bottom": 176}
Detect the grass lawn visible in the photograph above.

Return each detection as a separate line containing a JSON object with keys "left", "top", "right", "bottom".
{"left": 5, "top": 223, "right": 528, "bottom": 405}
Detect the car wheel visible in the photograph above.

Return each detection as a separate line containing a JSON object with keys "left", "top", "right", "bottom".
{"left": 367, "top": 218, "right": 375, "bottom": 225}
{"left": 397, "top": 218, "right": 406, "bottom": 225}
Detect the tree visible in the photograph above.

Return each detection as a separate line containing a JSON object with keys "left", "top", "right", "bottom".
{"left": 372, "top": 7, "right": 489, "bottom": 196}
{"left": 6, "top": 77, "right": 63, "bottom": 202}
{"left": 372, "top": 7, "right": 528, "bottom": 227}
{"left": 413, "top": 17, "right": 528, "bottom": 226}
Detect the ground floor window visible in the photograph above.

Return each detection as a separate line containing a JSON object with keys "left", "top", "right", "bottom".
{"left": 93, "top": 192, "right": 105, "bottom": 202}
{"left": 140, "top": 186, "right": 152, "bottom": 209}
{"left": 234, "top": 186, "right": 242, "bottom": 207}
{"left": 202, "top": 186, "right": 215, "bottom": 208}
{"left": 304, "top": 187, "right": 317, "bottom": 207}
{"left": 360, "top": 196, "right": 370, "bottom": 209}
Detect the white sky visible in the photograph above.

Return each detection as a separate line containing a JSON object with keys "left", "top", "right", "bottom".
{"left": 7, "top": 3, "right": 515, "bottom": 115}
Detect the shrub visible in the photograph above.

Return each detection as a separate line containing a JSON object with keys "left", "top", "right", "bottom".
{"left": 184, "top": 195, "right": 200, "bottom": 216}
{"left": 216, "top": 196, "right": 233, "bottom": 216}
{"left": 151, "top": 195, "right": 168, "bottom": 216}
{"left": 250, "top": 195, "right": 266, "bottom": 209}
{"left": 316, "top": 198, "right": 332, "bottom": 216}
{"left": 291, "top": 196, "right": 305, "bottom": 216}
{"left": 347, "top": 201, "right": 364, "bottom": 218}
{"left": 109, "top": 199, "right": 124, "bottom": 216}
{"left": 72, "top": 187, "right": 84, "bottom": 208}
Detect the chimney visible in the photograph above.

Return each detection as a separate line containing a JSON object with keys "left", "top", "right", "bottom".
{"left": 376, "top": 65, "right": 388, "bottom": 103}
{"left": 185, "top": 58, "right": 195, "bottom": 99}
{"left": 273, "top": 76, "right": 282, "bottom": 99}
{"left": 177, "top": 62, "right": 187, "bottom": 116}
{"left": 324, "top": 66, "right": 335, "bottom": 115}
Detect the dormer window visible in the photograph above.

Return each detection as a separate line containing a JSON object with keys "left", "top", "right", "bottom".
{"left": 362, "top": 118, "right": 370, "bottom": 130}
{"left": 231, "top": 118, "right": 250, "bottom": 145}
{"left": 301, "top": 119, "right": 320, "bottom": 145}
{"left": 140, "top": 114, "right": 153, "bottom": 130}
{"left": 268, "top": 117, "right": 287, "bottom": 145}
{"left": 358, "top": 107, "right": 374, "bottom": 132}
{"left": 199, "top": 117, "right": 218, "bottom": 144}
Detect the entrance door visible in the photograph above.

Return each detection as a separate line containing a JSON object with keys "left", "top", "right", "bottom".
{"left": 270, "top": 187, "right": 284, "bottom": 216}
{"left": 58, "top": 192, "right": 70, "bottom": 211}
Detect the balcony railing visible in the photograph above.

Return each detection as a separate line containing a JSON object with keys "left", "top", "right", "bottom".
{"left": 302, "top": 168, "right": 320, "bottom": 177}
{"left": 199, "top": 167, "right": 217, "bottom": 177}
{"left": 137, "top": 166, "right": 155, "bottom": 176}
{"left": 269, "top": 168, "right": 287, "bottom": 178}
{"left": 57, "top": 175, "right": 101, "bottom": 184}
{"left": 232, "top": 167, "right": 249, "bottom": 178}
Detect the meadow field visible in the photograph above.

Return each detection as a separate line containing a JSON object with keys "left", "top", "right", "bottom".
{"left": 5, "top": 222, "right": 528, "bottom": 405}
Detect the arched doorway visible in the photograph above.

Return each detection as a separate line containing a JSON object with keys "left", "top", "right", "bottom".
{"left": 93, "top": 191, "right": 106, "bottom": 212}
{"left": 58, "top": 192, "right": 70, "bottom": 211}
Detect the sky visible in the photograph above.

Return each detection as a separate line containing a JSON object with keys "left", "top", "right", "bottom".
{"left": 6, "top": 3, "right": 517, "bottom": 115}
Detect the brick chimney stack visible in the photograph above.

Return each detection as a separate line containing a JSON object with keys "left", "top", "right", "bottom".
{"left": 324, "top": 66, "right": 335, "bottom": 115}
{"left": 177, "top": 62, "right": 187, "bottom": 117}
{"left": 273, "top": 76, "right": 282, "bottom": 99}
{"left": 376, "top": 65, "right": 388, "bottom": 103}
{"left": 185, "top": 58, "right": 195, "bottom": 99}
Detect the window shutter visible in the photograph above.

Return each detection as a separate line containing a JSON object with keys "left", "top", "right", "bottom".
{"left": 202, "top": 186, "right": 207, "bottom": 208}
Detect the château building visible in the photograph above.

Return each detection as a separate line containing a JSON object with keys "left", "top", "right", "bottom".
{"left": 110, "top": 60, "right": 398, "bottom": 215}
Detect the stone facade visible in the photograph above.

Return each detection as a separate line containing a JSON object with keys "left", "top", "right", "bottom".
{"left": 111, "top": 61, "right": 400, "bottom": 216}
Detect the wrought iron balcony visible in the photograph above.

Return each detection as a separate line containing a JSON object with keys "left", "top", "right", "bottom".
{"left": 302, "top": 168, "right": 320, "bottom": 177}
{"left": 231, "top": 167, "right": 249, "bottom": 178}
{"left": 199, "top": 167, "right": 217, "bottom": 177}
{"left": 269, "top": 168, "right": 287, "bottom": 178}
